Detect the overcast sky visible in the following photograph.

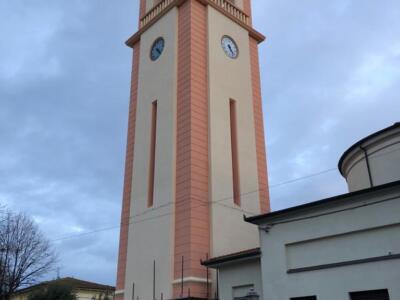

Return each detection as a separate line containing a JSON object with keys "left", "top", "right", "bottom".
{"left": 1, "top": 0, "right": 399, "bottom": 286}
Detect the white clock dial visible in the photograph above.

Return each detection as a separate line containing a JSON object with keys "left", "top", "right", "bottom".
{"left": 221, "top": 36, "right": 238, "bottom": 59}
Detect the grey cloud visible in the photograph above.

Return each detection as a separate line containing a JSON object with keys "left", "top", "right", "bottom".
{"left": 253, "top": 0, "right": 400, "bottom": 209}
{"left": 1, "top": 0, "right": 138, "bottom": 285}
{"left": 1, "top": 0, "right": 400, "bottom": 286}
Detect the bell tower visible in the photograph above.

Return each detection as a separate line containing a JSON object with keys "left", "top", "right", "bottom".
{"left": 114, "top": 0, "right": 270, "bottom": 299}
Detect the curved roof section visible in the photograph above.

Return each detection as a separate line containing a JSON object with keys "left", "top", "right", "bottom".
{"left": 338, "top": 122, "right": 400, "bottom": 176}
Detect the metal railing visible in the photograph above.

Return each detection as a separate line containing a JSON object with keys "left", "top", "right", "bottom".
{"left": 139, "top": 0, "right": 250, "bottom": 28}
{"left": 210, "top": 0, "right": 250, "bottom": 25}
{"left": 140, "top": 0, "right": 174, "bottom": 28}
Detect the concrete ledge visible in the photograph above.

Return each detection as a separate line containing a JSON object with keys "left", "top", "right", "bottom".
{"left": 287, "top": 253, "right": 400, "bottom": 274}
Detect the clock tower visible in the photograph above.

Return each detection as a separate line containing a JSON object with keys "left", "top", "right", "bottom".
{"left": 115, "top": 0, "right": 270, "bottom": 299}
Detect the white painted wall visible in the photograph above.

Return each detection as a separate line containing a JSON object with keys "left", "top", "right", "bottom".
{"left": 259, "top": 187, "right": 400, "bottom": 300}
{"left": 207, "top": 6, "right": 261, "bottom": 259}
{"left": 341, "top": 126, "right": 400, "bottom": 192}
{"left": 218, "top": 259, "right": 263, "bottom": 300}
{"left": 124, "top": 8, "right": 178, "bottom": 300}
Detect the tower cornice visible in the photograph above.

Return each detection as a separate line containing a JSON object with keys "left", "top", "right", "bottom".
{"left": 126, "top": 0, "right": 265, "bottom": 48}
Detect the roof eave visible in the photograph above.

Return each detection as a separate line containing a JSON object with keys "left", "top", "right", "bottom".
{"left": 245, "top": 179, "right": 400, "bottom": 225}
{"left": 201, "top": 248, "right": 261, "bottom": 268}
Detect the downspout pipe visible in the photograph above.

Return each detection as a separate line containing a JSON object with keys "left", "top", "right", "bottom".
{"left": 360, "top": 145, "right": 374, "bottom": 188}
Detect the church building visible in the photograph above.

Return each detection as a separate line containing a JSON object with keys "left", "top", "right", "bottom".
{"left": 203, "top": 123, "right": 400, "bottom": 300}
{"left": 114, "top": 1, "right": 270, "bottom": 299}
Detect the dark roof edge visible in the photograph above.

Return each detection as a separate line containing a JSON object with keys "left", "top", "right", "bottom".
{"left": 13, "top": 282, "right": 47, "bottom": 295}
{"left": 245, "top": 179, "right": 400, "bottom": 225}
{"left": 13, "top": 277, "right": 115, "bottom": 295}
{"left": 201, "top": 248, "right": 260, "bottom": 267}
{"left": 338, "top": 122, "right": 400, "bottom": 176}
{"left": 170, "top": 297, "right": 208, "bottom": 300}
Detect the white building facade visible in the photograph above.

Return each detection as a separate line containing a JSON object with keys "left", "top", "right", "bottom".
{"left": 247, "top": 180, "right": 400, "bottom": 300}
{"left": 203, "top": 123, "right": 400, "bottom": 300}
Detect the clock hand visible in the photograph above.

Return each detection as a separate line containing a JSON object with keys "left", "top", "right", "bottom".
{"left": 156, "top": 48, "right": 161, "bottom": 55}
{"left": 228, "top": 44, "right": 234, "bottom": 55}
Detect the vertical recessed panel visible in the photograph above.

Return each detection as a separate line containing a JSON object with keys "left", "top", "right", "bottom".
{"left": 148, "top": 100, "right": 158, "bottom": 208}
{"left": 230, "top": 99, "right": 241, "bottom": 206}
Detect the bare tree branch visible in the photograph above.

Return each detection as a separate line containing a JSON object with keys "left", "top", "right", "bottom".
{"left": 0, "top": 211, "right": 57, "bottom": 300}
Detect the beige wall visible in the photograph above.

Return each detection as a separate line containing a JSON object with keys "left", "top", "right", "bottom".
{"left": 76, "top": 290, "right": 113, "bottom": 299}
{"left": 207, "top": 6, "right": 260, "bottom": 259}
{"left": 145, "top": 0, "right": 154, "bottom": 13}
{"left": 125, "top": 2, "right": 264, "bottom": 298}
{"left": 124, "top": 8, "right": 178, "bottom": 300}
{"left": 233, "top": 0, "right": 244, "bottom": 10}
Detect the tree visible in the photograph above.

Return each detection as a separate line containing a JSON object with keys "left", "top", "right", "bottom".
{"left": 28, "top": 282, "right": 76, "bottom": 300}
{"left": 91, "top": 292, "right": 111, "bottom": 300}
{"left": 99, "top": 291, "right": 111, "bottom": 300}
{"left": 0, "top": 205, "right": 5, "bottom": 226}
{"left": 0, "top": 211, "right": 57, "bottom": 300}
{"left": 0, "top": 206, "right": 5, "bottom": 297}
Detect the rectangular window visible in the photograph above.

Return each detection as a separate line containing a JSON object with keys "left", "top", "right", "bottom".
{"left": 230, "top": 99, "right": 240, "bottom": 206}
{"left": 350, "top": 289, "right": 390, "bottom": 300}
{"left": 148, "top": 100, "right": 157, "bottom": 208}
{"left": 290, "top": 297, "right": 317, "bottom": 300}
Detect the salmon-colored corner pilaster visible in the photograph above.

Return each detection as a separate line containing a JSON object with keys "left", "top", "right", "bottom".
{"left": 242, "top": 0, "right": 252, "bottom": 24}
{"left": 249, "top": 37, "right": 271, "bottom": 214}
{"left": 115, "top": 42, "right": 141, "bottom": 298}
{"left": 139, "top": 0, "right": 146, "bottom": 23}
{"left": 113, "top": 295, "right": 123, "bottom": 300}
{"left": 174, "top": 0, "right": 210, "bottom": 298}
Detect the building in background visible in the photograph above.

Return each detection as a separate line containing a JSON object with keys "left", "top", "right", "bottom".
{"left": 115, "top": 0, "right": 270, "bottom": 299}
{"left": 201, "top": 248, "right": 263, "bottom": 300}
{"left": 203, "top": 123, "right": 400, "bottom": 300}
{"left": 11, "top": 277, "right": 115, "bottom": 300}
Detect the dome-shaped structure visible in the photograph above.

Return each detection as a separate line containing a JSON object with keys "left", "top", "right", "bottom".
{"left": 339, "top": 122, "right": 400, "bottom": 192}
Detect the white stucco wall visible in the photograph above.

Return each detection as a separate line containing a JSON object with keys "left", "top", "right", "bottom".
{"left": 341, "top": 125, "right": 400, "bottom": 192}
{"left": 124, "top": 8, "right": 178, "bottom": 300}
{"left": 218, "top": 259, "right": 263, "bottom": 300}
{"left": 259, "top": 186, "right": 400, "bottom": 300}
{"left": 207, "top": 5, "right": 261, "bottom": 259}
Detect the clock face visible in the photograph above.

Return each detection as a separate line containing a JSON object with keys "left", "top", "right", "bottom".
{"left": 221, "top": 36, "right": 238, "bottom": 59}
{"left": 150, "top": 37, "right": 165, "bottom": 61}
